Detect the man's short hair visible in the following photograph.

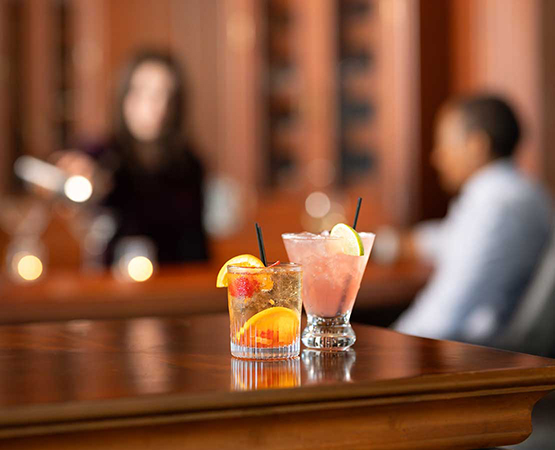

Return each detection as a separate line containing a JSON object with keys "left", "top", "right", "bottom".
{"left": 453, "top": 95, "right": 521, "bottom": 158}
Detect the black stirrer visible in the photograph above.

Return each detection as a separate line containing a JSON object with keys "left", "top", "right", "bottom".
{"left": 255, "top": 222, "right": 267, "bottom": 266}
{"left": 352, "top": 197, "right": 363, "bottom": 230}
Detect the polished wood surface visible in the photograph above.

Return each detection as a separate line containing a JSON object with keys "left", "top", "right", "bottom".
{"left": 0, "top": 260, "right": 430, "bottom": 325}
{"left": 0, "top": 314, "right": 554, "bottom": 449}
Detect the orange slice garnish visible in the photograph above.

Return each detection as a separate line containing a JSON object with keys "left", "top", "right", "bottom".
{"left": 216, "top": 254, "right": 265, "bottom": 288}
{"left": 235, "top": 307, "right": 299, "bottom": 348}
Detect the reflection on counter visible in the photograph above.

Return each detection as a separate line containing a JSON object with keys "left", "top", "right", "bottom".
{"left": 302, "top": 349, "right": 356, "bottom": 384}
{"left": 231, "top": 358, "right": 300, "bottom": 391}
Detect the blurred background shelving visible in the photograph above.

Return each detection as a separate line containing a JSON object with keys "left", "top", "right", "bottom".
{"left": 1, "top": 0, "right": 555, "bottom": 268}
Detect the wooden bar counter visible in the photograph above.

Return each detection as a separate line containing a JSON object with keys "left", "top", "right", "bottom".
{"left": 0, "top": 314, "right": 553, "bottom": 449}
{"left": 0, "top": 261, "right": 430, "bottom": 325}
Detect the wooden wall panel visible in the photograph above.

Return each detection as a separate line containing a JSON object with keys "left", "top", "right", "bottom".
{"left": 21, "top": 0, "right": 56, "bottom": 158}
{"left": 449, "top": 0, "right": 480, "bottom": 94}
{"left": 72, "top": 0, "right": 109, "bottom": 141}
{"left": 417, "top": 0, "right": 451, "bottom": 220}
{"left": 0, "top": 0, "right": 9, "bottom": 194}
{"left": 218, "top": 0, "right": 263, "bottom": 213}
{"left": 170, "top": 0, "right": 220, "bottom": 171}
{"left": 378, "top": 0, "right": 421, "bottom": 226}
{"left": 105, "top": 0, "right": 172, "bottom": 76}
{"left": 295, "top": 0, "right": 337, "bottom": 191}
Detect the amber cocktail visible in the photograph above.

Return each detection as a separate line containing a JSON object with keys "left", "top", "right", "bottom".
{"left": 227, "top": 263, "right": 302, "bottom": 359}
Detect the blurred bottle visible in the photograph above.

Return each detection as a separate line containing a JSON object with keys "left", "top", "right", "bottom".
{"left": 81, "top": 211, "right": 118, "bottom": 270}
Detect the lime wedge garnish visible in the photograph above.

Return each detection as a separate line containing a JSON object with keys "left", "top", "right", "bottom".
{"left": 330, "top": 223, "right": 364, "bottom": 256}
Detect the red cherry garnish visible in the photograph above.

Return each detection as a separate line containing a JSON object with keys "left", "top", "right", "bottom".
{"left": 229, "top": 276, "right": 260, "bottom": 298}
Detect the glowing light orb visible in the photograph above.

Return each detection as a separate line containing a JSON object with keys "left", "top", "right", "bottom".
{"left": 305, "top": 192, "right": 331, "bottom": 218}
{"left": 16, "top": 254, "right": 43, "bottom": 281}
{"left": 127, "top": 256, "right": 154, "bottom": 282}
{"left": 64, "top": 176, "right": 93, "bottom": 203}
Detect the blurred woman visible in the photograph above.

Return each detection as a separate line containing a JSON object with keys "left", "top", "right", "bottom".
{"left": 58, "top": 50, "right": 208, "bottom": 265}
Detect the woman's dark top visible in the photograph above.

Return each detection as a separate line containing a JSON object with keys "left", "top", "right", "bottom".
{"left": 86, "top": 139, "right": 209, "bottom": 265}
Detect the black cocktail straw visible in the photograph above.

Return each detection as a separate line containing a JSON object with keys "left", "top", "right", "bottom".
{"left": 352, "top": 197, "right": 363, "bottom": 230}
{"left": 255, "top": 222, "right": 267, "bottom": 266}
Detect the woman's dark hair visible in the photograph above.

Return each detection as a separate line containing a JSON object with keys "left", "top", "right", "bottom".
{"left": 454, "top": 95, "right": 521, "bottom": 158}
{"left": 113, "top": 49, "right": 189, "bottom": 168}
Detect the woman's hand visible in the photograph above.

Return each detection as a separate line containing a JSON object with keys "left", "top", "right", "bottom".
{"left": 51, "top": 150, "right": 96, "bottom": 179}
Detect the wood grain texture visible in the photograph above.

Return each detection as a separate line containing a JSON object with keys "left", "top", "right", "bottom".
{"left": 0, "top": 261, "right": 430, "bottom": 325}
{"left": 0, "top": 314, "right": 553, "bottom": 449}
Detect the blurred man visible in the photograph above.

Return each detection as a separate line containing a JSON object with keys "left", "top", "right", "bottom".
{"left": 393, "top": 95, "right": 553, "bottom": 344}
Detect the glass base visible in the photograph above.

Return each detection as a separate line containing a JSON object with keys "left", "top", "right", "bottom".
{"left": 230, "top": 340, "right": 300, "bottom": 360}
{"left": 302, "top": 312, "right": 356, "bottom": 351}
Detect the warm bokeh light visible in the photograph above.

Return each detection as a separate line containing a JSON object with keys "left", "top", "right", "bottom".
{"left": 16, "top": 254, "right": 43, "bottom": 281}
{"left": 305, "top": 192, "right": 331, "bottom": 218}
{"left": 64, "top": 175, "right": 93, "bottom": 203}
{"left": 127, "top": 256, "right": 154, "bottom": 282}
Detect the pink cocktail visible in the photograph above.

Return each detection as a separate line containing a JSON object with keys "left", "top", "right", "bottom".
{"left": 282, "top": 232, "right": 375, "bottom": 350}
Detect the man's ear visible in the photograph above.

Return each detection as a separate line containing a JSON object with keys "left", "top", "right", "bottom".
{"left": 465, "top": 130, "right": 492, "bottom": 166}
